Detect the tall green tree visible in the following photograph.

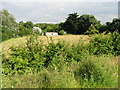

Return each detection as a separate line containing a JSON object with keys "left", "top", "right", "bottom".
{"left": 0, "top": 9, "right": 17, "bottom": 29}
{"left": 0, "top": 9, "right": 17, "bottom": 41}
{"left": 17, "top": 21, "right": 33, "bottom": 36}
{"left": 23, "top": 21, "right": 33, "bottom": 29}
{"left": 78, "top": 14, "right": 101, "bottom": 34}
{"left": 62, "top": 13, "right": 101, "bottom": 34}
{"left": 99, "top": 24, "right": 108, "bottom": 33}
{"left": 63, "top": 13, "right": 79, "bottom": 34}
{"left": 106, "top": 18, "right": 120, "bottom": 33}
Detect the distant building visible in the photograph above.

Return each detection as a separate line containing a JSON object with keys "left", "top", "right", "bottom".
{"left": 33, "top": 27, "right": 42, "bottom": 33}
{"left": 45, "top": 32, "right": 58, "bottom": 36}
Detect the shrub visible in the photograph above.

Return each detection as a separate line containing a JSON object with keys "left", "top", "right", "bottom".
{"left": 44, "top": 38, "right": 66, "bottom": 67}
{"left": 73, "top": 54, "right": 117, "bottom": 88}
{"left": 110, "top": 31, "right": 120, "bottom": 55}
{"left": 2, "top": 35, "right": 45, "bottom": 75}
{"left": 59, "top": 30, "right": 65, "bottom": 35}
{"left": 88, "top": 31, "right": 120, "bottom": 55}
{"left": 2, "top": 36, "right": 67, "bottom": 75}
{"left": 74, "top": 59, "right": 102, "bottom": 83}
{"left": 64, "top": 43, "right": 88, "bottom": 62}
{"left": 85, "top": 24, "right": 99, "bottom": 34}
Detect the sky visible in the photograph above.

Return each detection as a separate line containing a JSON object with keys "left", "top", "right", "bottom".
{"left": 1, "top": 0, "right": 119, "bottom": 24}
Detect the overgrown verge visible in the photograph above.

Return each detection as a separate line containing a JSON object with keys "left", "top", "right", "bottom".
{"left": 2, "top": 32, "right": 119, "bottom": 88}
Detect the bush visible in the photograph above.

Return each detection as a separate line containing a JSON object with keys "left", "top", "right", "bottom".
{"left": 59, "top": 30, "right": 65, "bottom": 35}
{"left": 110, "top": 31, "right": 120, "bottom": 55}
{"left": 88, "top": 31, "right": 120, "bottom": 55}
{"left": 2, "top": 36, "right": 67, "bottom": 75}
{"left": 85, "top": 24, "right": 99, "bottom": 34}
{"left": 2, "top": 35, "right": 45, "bottom": 75}
{"left": 74, "top": 59, "right": 102, "bottom": 83}
{"left": 44, "top": 38, "right": 66, "bottom": 67}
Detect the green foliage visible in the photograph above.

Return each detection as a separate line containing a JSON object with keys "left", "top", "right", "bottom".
{"left": 78, "top": 14, "right": 101, "bottom": 34}
{"left": 99, "top": 18, "right": 120, "bottom": 33}
{"left": 110, "top": 31, "right": 120, "bottom": 55}
{"left": 2, "top": 35, "right": 45, "bottom": 74}
{"left": 23, "top": 21, "right": 33, "bottom": 29}
{"left": 1, "top": 26, "right": 17, "bottom": 41}
{"left": 64, "top": 41, "right": 88, "bottom": 62}
{"left": 2, "top": 36, "right": 67, "bottom": 75}
{"left": 73, "top": 55, "right": 117, "bottom": 88}
{"left": 44, "top": 38, "right": 65, "bottom": 67}
{"left": 2, "top": 34, "right": 118, "bottom": 88}
{"left": 35, "top": 23, "right": 47, "bottom": 30}
{"left": 17, "top": 21, "right": 35, "bottom": 37}
{"left": 17, "top": 24, "right": 33, "bottom": 37}
{"left": 63, "top": 13, "right": 79, "bottom": 34}
{"left": 2, "top": 32, "right": 120, "bottom": 75}
{"left": 35, "top": 23, "right": 61, "bottom": 32}
{"left": 88, "top": 31, "right": 120, "bottom": 55}
{"left": 85, "top": 24, "right": 99, "bottom": 34}
{"left": 74, "top": 59, "right": 102, "bottom": 83}
{"left": 59, "top": 30, "right": 65, "bottom": 35}
{"left": 99, "top": 24, "right": 108, "bottom": 33}
{"left": 0, "top": 9, "right": 17, "bottom": 29}
{"left": 62, "top": 13, "right": 101, "bottom": 34}
{"left": 2, "top": 54, "right": 118, "bottom": 88}
{"left": 106, "top": 18, "right": 120, "bottom": 33}
{"left": 0, "top": 9, "right": 18, "bottom": 41}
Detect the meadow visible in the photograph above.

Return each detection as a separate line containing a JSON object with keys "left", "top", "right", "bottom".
{"left": 1, "top": 33, "right": 119, "bottom": 88}
{"left": 1, "top": 35, "right": 89, "bottom": 57}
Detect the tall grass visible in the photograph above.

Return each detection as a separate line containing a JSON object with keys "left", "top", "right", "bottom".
{"left": 2, "top": 54, "right": 118, "bottom": 88}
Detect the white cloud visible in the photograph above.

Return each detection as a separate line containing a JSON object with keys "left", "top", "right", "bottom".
{"left": 44, "top": 14, "right": 52, "bottom": 17}
{"left": 59, "top": 8, "right": 65, "bottom": 11}
{"left": 1, "top": 2, "right": 118, "bottom": 24}
{"left": 96, "top": 14, "right": 118, "bottom": 24}
{"left": 9, "top": 2, "right": 36, "bottom": 8}
{"left": 2, "top": 0, "right": 120, "bottom": 2}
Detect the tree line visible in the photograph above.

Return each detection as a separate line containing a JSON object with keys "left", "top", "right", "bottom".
{"left": 61, "top": 13, "right": 120, "bottom": 34}
{"left": 0, "top": 10, "right": 120, "bottom": 42}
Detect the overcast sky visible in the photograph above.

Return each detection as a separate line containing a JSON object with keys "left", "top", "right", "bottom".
{"left": 1, "top": 0, "right": 119, "bottom": 24}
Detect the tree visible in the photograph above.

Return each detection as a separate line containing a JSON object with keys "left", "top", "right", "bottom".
{"left": 62, "top": 13, "right": 101, "bottom": 34}
{"left": 106, "top": 18, "right": 120, "bottom": 33}
{"left": 59, "top": 30, "right": 65, "bottom": 35}
{"left": 23, "top": 21, "right": 33, "bottom": 29}
{"left": 78, "top": 14, "right": 101, "bottom": 34}
{"left": 85, "top": 24, "right": 99, "bottom": 34}
{"left": 17, "top": 21, "right": 34, "bottom": 36}
{"left": 35, "top": 23, "right": 47, "bottom": 30}
{"left": 99, "top": 24, "right": 108, "bottom": 33}
{"left": 0, "top": 9, "right": 17, "bottom": 29}
{"left": 63, "top": 13, "right": 79, "bottom": 34}
{"left": 0, "top": 9, "right": 17, "bottom": 41}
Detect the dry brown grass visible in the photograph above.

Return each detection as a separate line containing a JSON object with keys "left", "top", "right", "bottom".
{"left": 1, "top": 35, "right": 90, "bottom": 57}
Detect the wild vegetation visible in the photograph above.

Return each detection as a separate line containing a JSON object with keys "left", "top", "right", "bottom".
{"left": 0, "top": 9, "right": 120, "bottom": 88}
{"left": 2, "top": 32, "right": 119, "bottom": 88}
